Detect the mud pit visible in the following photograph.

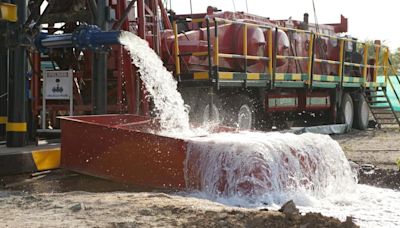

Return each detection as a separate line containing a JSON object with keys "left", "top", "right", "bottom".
{"left": 2, "top": 129, "right": 400, "bottom": 227}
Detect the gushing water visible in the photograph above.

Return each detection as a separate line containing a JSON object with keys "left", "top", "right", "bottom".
{"left": 119, "top": 32, "right": 191, "bottom": 135}
{"left": 185, "top": 132, "right": 356, "bottom": 199}
{"left": 185, "top": 132, "right": 400, "bottom": 227}
{"left": 120, "top": 32, "right": 400, "bottom": 227}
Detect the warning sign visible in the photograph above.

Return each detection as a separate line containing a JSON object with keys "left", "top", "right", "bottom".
{"left": 44, "top": 70, "right": 73, "bottom": 100}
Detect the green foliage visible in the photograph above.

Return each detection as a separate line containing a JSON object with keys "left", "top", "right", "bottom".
{"left": 391, "top": 48, "right": 400, "bottom": 75}
{"left": 396, "top": 158, "right": 400, "bottom": 171}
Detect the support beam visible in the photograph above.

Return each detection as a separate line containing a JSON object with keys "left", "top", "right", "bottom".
{"left": 7, "top": 0, "right": 28, "bottom": 147}
{"left": 92, "top": 0, "right": 108, "bottom": 114}
{"left": 0, "top": 24, "right": 7, "bottom": 140}
{"left": 137, "top": 0, "right": 149, "bottom": 115}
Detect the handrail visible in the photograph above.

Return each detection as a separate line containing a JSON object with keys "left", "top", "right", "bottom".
{"left": 172, "top": 21, "right": 180, "bottom": 75}
{"left": 172, "top": 16, "right": 391, "bottom": 91}
{"left": 307, "top": 33, "right": 315, "bottom": 87}
{"left": 214, "top": 17, "right": 272, "bottom": 30}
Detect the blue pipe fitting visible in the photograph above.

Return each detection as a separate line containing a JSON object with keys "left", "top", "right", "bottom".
{"left": 35, "top": 25, "right": 121, "bottom": 52}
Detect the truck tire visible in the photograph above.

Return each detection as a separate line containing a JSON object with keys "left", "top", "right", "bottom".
{"left": 339, "top": 93, "right": 354, "bottom": 132}
{"left": 353, "top": 93, "right": 369, "bottom": 130}
{"left": 195, "top": 95, "right": 224, "bottom": 126}
{"left": 225, "top": 94, "right": 258, "bottom": 130}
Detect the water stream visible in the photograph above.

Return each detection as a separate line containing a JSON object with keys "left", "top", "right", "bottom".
{"left": 119, "top": 32, "right": 400, "bottom": 227}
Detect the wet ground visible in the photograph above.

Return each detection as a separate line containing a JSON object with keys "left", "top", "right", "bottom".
{"left": 0, "top": 170, "right": 358, "bottom": 228}
{"left": 1, "top": 128, "right": 399, "bottom": 227}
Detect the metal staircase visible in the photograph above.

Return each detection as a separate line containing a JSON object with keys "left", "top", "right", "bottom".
{"left": 364, "top": 86, "right": 400, "bottom": 127}
{"left": 364, "top": 62, "right": 400, "bottom": 128}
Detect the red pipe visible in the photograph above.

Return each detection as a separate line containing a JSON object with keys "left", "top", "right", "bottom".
{"left": 137, "top": 0, "right": 149, "bottom": 115}
{"left": 32, "top": 52, "right": 41, "bottom": 116}
{"left": 158, "top": 0, "right": 172, "bottom": 30}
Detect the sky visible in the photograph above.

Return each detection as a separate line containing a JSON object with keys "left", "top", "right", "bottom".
{"left": 168, "top": 0, "right": 400, "bottom": 51}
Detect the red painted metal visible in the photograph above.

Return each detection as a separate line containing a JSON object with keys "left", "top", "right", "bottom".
{"left": 32, "top": 52, "right": 40, "bottom": 117}
{"left": 137, "top": 0, "right": 150, "bottom": 116}
{"left": 31, "top": 1, "right": 354, "bottom": 130}
{"left": 60, "top": 114, "right": 188, "bottom": 189}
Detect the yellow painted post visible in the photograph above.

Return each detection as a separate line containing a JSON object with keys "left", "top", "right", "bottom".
{"left": 268, "top": 28, "right": 273, "bottom": 75}
{"left": 307, "top": 33, "right": 315, "bottom": 87}
{"left": 243, "top": 24, "right": 248, "bottom": 56}
{"left": 383, "top": 48, "right": 389, "bottom": 84}
{"left": 373, "top": 45, "right": 380, "bottom": 82}
{"left": 172, "top": 21, "right": 181, "bottom": 75}
{"left": 243, "top": 24, "right": 248, "bottom": 72}
{"left": 338, "top": 39, "right": 345, "bottom": 84}
{"left": 362, "top": 43, "right": 369, "bottom": 86}
{"left": 213, "top": 21, "right": 219, "bottom": 67}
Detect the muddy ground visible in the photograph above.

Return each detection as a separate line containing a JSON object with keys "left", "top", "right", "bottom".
{"left": 1, "top": 129, "right": 399, "bottom": 227}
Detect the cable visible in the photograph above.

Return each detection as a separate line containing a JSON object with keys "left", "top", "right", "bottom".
{"left": 312, "top": 0, "right": 328, "bottom": 74}
{"left": 312, "top": 0, "right": 319, "bottom": 32}
{"left": 0, "top": 93, "right": 7, "bottom": 99}
{"left": 232, "top": 0, "right": 236, "bottom": 12}
{"left": 245, "top": 0, "right": 249, "bottom": 13}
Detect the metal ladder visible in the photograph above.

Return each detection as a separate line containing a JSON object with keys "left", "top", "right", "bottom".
{"left": 364, "top": 60, "right": 400, "bottom": 127}
{"left": 364, "top": 86, "right": 400, "bottom": 127}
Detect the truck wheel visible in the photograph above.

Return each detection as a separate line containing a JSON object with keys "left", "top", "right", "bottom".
{"left": 195, "top": 96, "right": 224, "bottom": 126}
{"left": 339, "top": 93, "right": 354, "bottom": 132}
{"left": 226, "top": 94, "right": 258, "bottom": 130}
{"left": 353, "top": 93, "right": 369, "bottom": 130}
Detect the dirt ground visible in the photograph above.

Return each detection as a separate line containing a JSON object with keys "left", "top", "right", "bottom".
{"left": 332, "top": 128, "right": 400, "bottom": 170}
{"left": 0, "top": 169, "right": 358, "bottom": 228}
{"left": 2, "top": 128, "right": 400, "bottom": 228}
{"left": 0, "top": 190, "right": 356, "bottom": 228}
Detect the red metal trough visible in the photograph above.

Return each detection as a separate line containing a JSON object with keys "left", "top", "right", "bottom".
{"left": 60, "top": 114, "right": 188, "bottom": 189}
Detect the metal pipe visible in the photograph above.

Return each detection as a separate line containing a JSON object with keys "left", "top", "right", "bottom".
{"left": 0, "top": 25, "right": 7, "bottom": 140}
{"left": 137, "top": 0, "right": 146, "bottom": 39}
{"left": 92, "top": 0, "right": 108, "bottom": 115}
{"left": 7, "top": 0, "right": 28, "bottom": 147}
{"left": 114, "top": 0, "right": 137, "bottom": 30}
{"left": 206, "top": 18, "right": 214, "bottom": 121}
{"left": 32, "top": 52, "right": 40, "bottom": 118}
{"left": 40, "top": 34, "right": 73, "bottom": 47}
{"left": 137, "top": 0, "right": 149, "bottom": 115}
{"left": 172, "top": 21, "right": 180, "bottom": 75}
{"left": 88, "top": 0, "right": 97, "bottom": 22}
{"left": 36, "top": 27, "right": 121, "bottom": 51}
{"left": 158, "top": 0, "right": 172, "bottom": 30}
{"left": 267, "top": 28, "right": 273, "bottom": 76}
{"left": 338, "top": 39, "right": 344, "bottom": 85}
{"left": 271, "top": 27, "right": 278, "bottom": 89}
{"left": 373, "top": 44, "right": 380, "bottom": 82}
{"left": 362, "top": 43, "right": 369, "bottom": 83}
{"left": 243, "top": 23, "right": 247, "bottom": 73}
{"left": 307, "top": 33, "right": 315, "bottom": 88}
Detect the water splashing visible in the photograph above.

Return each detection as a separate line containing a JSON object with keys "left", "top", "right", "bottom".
{"left": 119, "top": 32, "right": 191, "bottom": 134}
{"left": 185, "top": 132, "right": 356, "bottom": 201}
{"left": 119, "top": 32, "right": 400, "bottom": 227}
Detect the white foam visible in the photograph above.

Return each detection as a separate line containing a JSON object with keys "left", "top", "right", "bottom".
{"left": 185, "top": 132, "right": 356, "bottom": 201}
{"left": 184, "top": 132, "right": 400, "bottom": 227}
